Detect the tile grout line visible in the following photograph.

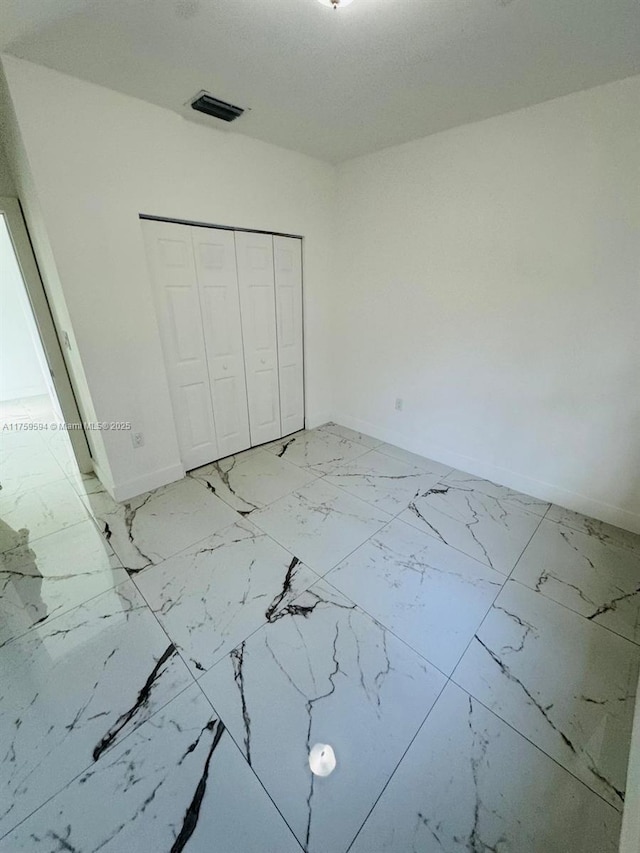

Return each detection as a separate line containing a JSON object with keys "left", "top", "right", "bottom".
{"left": 84, "top": 485, "right": 260, "bottom": 578}
{"left": 396, "top": 485, "right": 551, "bottom": 571}
{"left": 5, "top": 423, "right": 635, "bottom": 847}
{"left": 319, "top": 501, "right": 544, "bottom": 688}
{"left": 1, "top": 465, "right": 211, "bottom": 843}
{"left": 238, "top": 468, "right": 546, "bottom": 681}
{"left": 89, "top": 443, "right": 375, "bottom": 576}
{"left": 506, "top": 509, "right": 640, "bottom": 647}
{"left": 191, "top": 677, "right": 306, "bottom": 852}
{"left": 0, "top": 420, "right": 520, "bottom": 845}
{"left": 248, "top": 471, "right": 470, "bottom": 853}
{"left": 245, "top": 490, "right": 393, "bottom": 579}
{"left": 345, "top": 505, "right": 587, "bottom": 851}
{"left": 336, "top": 504, "right": 534, "bottom": 681}
{"left": 0, "top": 512, "right": 94, "bottom": 560}
{"left": 443, "top": 503, "right": 632, "bottom": 813}
{"left": 0, "top": 676, "right": 199, "bottom": 844}
{"left": 507, "top": 575, "right": 640, "bottom": 648}
{"left": 166, "top": 435, "right": 399, "bottom": 851}
{"left": 389, "top": 511, "right": 515, "bottom": 572}
{"left": 122, "top": 571, "right": 312, "bottom": 847}
{"left": 446, "top": 505, "right": 549, "bottom": 685}
{"left": 314, "top": 571, "right": 450, "bottom": 682}
{"left": 128, "top": 570, "right": 203, "bottom": 685}
{"left": 356, "top": 503, "right": 548, "bottom": 842}
{"left": 0, "top": 485, "right": 91, "bottom": 556}
{"left": 157, "top": 461, "right": 460, "bottom": 853}
{"left": 186, "top": 462, "right": 321, "bottom": 521}
{"left": 295, "top": 485, "right": 503, "bottom": 850}
{"left": 0, "top": 555, "right": 129, "bottom": 651}
{"left": 448, "top": 676, "right": 627, "bottom": 815}
{"left": 345, "top": 674, "right": 452, "bottom": 852}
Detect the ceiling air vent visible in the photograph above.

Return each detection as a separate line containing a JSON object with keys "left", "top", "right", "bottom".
{"left": 190, "top": 92, "right": 244, "bottom": 122}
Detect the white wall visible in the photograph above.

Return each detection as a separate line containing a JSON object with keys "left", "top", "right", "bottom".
{"left": 0, "top": 215, "right": 49, "bottom": 401}
{"left": 1, "top": 55, "right": 337, "bottom": 500}
{"left": 0, "top": 64, "right": 122, "bottom": 487}
{"left": 2, "top": 55, "right": 638, "bottom": 532}
{"left": 336, "top": 75, "right": 640, "bottom": 533}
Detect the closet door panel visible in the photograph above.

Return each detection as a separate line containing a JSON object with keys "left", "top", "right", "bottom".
{"left": 141, "top": 219, "right": 219, "bottom": 470}
{"left": 191, "top": 227, "right": 251, "bottom": 457}
{"left": 235, "top": 231, "right": 282, "bottom": 445}
{"left": 274, "top": 236, "right": 304, "bottom": 434}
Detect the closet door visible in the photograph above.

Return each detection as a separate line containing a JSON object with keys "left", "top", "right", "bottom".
{"left": 191, "top": 227, "right": 251, "bottom": 458}
{"left": 235, "top": 231, "right": 282, "bottom": 445}
{"left": 142, "top": 219, "right": 219, "bottom": 469}
{"left": 274, "top": 236, "right": 304, "bottom": 434}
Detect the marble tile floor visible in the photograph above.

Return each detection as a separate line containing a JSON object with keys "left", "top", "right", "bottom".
{"left": 1, "top": 406, "right": 640, "bottom": 851}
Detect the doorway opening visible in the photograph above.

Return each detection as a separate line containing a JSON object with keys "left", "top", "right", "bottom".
{"left": 0, "top": 198, "right": 92, "bottom": 523}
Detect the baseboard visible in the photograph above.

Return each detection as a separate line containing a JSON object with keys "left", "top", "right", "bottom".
{"left": 110, "top": 462, "right": 185, "bottom": 503}
{"left": 335, "top": 412, "right": 640, "bottom": 535}
{"left": 91, "top": 459, "right": 112, "bottom": 491}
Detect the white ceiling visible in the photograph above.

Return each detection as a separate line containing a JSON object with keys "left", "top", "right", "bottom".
{"left": 1, "top": 0, "right": 639, "bottom": 163}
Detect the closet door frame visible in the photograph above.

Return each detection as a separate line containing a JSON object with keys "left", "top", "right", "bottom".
{"left": 140, "top": 215, "right": 306, "bottom": 445}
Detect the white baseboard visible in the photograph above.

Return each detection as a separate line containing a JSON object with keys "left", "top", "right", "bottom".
{"left": 110, "top": 462, "right": 185, "bottom": 503}
{"left": 335, "top": 412, "right": 640, "bottom": 535}
{"left": 91, "top": 459, "right": 112, "bottom": 491}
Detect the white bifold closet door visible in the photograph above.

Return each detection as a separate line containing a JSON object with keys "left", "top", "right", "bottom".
{"left": 273, "top": 236, "right": 304, "bottom": 435}
{"left": 191, "top": 226, "right": 251, "bottom": 457}
{"left": 142, "top": 220, "right": 220, "bottom": 470}
{"left": 143, "top": 218, "right": 304, "bottom": 470}
{"left": 235, "top": 231, "right": 282, "bottom": 446}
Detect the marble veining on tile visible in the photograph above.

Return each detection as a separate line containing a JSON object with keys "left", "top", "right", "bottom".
{"left": 322, "top": 449, "right": 448, "bottom": 515}
{"left": 0, "top": 518, "right": 126, "bottom": 646}
{"left": 376, "top": 441, "right": 454, "bottom": 474}
{"left": 199, "top": 580, "right": 446, "bottom": 853}
{"left": 547, "top": 504, "right": 640, "bottom": 555}
{"left": 81, "top": 476, "right": 241, "bottom": 572}
{"left": 265, "top": 427, "right": 370, "bottom": 474}
{"left": 1, "top": 411, "right": 637, "bottom": 851}
{"left": 250, "top": 477, "right": 391, "bottom": 574}
{"left": 327, "top": 518, "right": 504, "bottom": 673}
{"left": 0, "top": 440, "right": 67, "bottom": 498}
{"left": 454, "top": 581, "right": 640, "bottom": 809}
{"left": 513, "top": 518, "right": 640, "bottom": 644}
{"left": 443, "top": 469, "right": 551, "bottom": 517}
{"left": 189, "top": 448, "right": 317, "bottom": 515}
{"left": 0, "top": 479, "right": 89, "bottom": 555}
{"left": 399, "top": 478, "right": 543, "bottom": 575}
{"left": 135, "top": 518, "right": 319, "bottom": 674}
{"left": 0, "top": 579, "right": 192, "bottom": 836}
{"left": 317, "top": 422, "right": 383, "bottom": 449}
{"left": 0, "top": 685, "right": 302, "bottom": 852}
{"left": 351, "top": 681, "right": 622, "bottom": 853}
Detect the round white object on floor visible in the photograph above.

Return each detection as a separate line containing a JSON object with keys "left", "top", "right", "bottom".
{"left": 309, "top": 743, "right": 337, "bottom": 777}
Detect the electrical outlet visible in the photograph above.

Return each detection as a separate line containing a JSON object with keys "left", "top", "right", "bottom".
{"left": 132, "top": 432, "right": 145, "bottom": 449}
{"left": 395, "top": 398, "right": 403, "bottom": 412}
